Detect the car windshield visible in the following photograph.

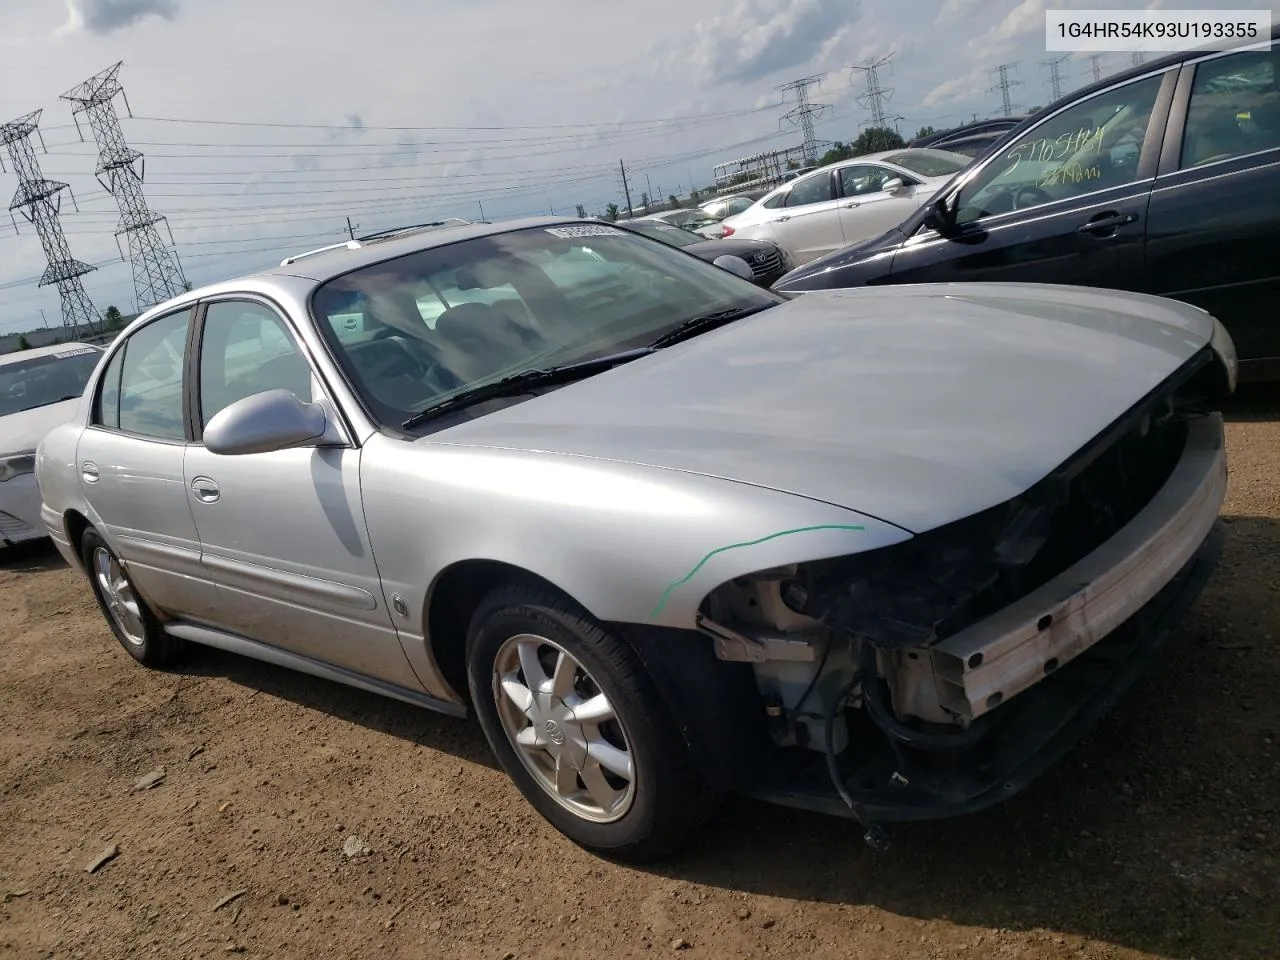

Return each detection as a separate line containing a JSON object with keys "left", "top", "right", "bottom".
{"left": 310, "top": 223, "right": 780, "bottom": 428}
{"left": 0, "top": 346, "right": 100, "bottom": 417}
{"left": 883, "top": 149, "right": 971, "bottom": 177}
{"left": 621, "top": 221, "right": 703, "bottom": 248}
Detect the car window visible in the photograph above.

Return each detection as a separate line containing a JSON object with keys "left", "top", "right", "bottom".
{"left": 199, "top": 301, "right": 313, "bottom": 428}
{"left": 622, "top": 221, "right": 702, "bottom": 248}
{"left": 784, "top": 172, "right": 835, "bottom": 207}
{"left": 727, "top": 197, "right": 753, "bottom": 215}
{"left": 310, "top": 224, "right": 779, "bottom": 427}
{"left": 761, "top": 191, "right": 787, "bottom": 209}
{"left": 954, "top": 74, "right": 1164, "bottom": 225}
{"left": 1181, "top": 50, "right": 1280, "bottom": 168}
{"left": 95, "top": 347, "right": 124, "bottom": 429}
{"left": 0, "top": 346, "right": 100, "bottom": 417}
{"left": 839, "top": 165, "right": 902, "bottom": 197}
{"left": 882, "top": 149, "right": 971, "bottom": 178}
{"left": 113, "top": 309, "right": 192, "bottom": 440}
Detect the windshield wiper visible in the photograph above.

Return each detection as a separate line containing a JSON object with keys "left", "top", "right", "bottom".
{"left": 401, "top": 347, "right": 655, "bottom": 430}
{"left": 646, "top": 304, "right": 772, "bottom": 349}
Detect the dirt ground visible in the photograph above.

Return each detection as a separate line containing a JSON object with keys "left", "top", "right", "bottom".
{"left": 1, "top": 389, "right": 1277, "bottom": 960}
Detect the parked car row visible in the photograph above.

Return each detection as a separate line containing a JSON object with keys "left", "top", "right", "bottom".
{"left": 769, "top": 31, "right": 1280, "bottom": 381}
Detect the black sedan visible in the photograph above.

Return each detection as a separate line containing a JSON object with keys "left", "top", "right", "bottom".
{"left": 775, "top": 27, "right": 1280, "bottom": 381}
{"left": 617, "top": 219, "right": 791, "bottom": 287}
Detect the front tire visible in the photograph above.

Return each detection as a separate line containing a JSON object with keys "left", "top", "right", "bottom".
{"left": 466, "top": 581, "right": 711, "bottom": 860}
{"left": 80, "top": 528, "right": 181, "bottom": 667}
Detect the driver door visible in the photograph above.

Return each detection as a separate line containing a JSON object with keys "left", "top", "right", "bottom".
{"left": 888, "top": 69, "right": 1176, "bottom": 291}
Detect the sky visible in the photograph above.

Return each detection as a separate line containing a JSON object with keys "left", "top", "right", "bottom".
{"left": 0, "top": 0, "right": 1271, "bottom": 333}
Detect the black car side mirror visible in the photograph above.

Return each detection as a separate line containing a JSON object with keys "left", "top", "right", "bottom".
{"left": 921, "top": 195, "right": 956, "bottom": 235}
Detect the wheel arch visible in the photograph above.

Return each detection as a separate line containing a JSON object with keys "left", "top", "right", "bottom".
{"left": 424, "top": 558, "right": 769, "bottom": 793}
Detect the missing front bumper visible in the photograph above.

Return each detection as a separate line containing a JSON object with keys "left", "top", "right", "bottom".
{"left": 748, "top": 517, "right": 1225, "bottom": 822}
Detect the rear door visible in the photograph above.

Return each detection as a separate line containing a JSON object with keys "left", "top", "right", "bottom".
{"left": 768, "top": 168, "right": 846, "bottom": 264}
{"left": 834, "top": 163, "right": 926, "bottom": 244}
{"left": 75, "top": 307, "right": 221, "bottom": 620}
{"left": 888, "top": 68, "right": 1177, "bottom": 291}
{"left": 1146, "top": 46, "right": 1280, "bottom": 374}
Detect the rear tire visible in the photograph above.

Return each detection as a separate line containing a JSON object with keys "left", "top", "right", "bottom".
{"left": 80, "top": 528, "right": 181, "bottom": 667}
{"left": 466, "top": 580, "right": 712, "bottom": 861}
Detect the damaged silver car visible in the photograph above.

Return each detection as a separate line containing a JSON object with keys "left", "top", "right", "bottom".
{"left": 35, "top": 218, "right": 1234, "bottom": 859}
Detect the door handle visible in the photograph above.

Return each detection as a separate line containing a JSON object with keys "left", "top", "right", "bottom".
{"left": 776, "top": 215, "right": 791, "bottom": 222}
{"left": 191, "top": 477, "right": 220, "bottom": 504}
{"left": 1077, "top": 211, "right": 1139, "bottom": 235}
{"left": 843, "top": 201, "right": 861, "bottom": 209}
{"left": 81, "top": 461, "right": 99, "bottom": 484}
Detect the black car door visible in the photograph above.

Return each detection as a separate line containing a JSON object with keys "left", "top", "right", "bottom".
{"left": 887, "top": 68, "right": 1178, "bottom": 291}
{"left": 1146, "top": 46, "right": 1280, "bottom": 377}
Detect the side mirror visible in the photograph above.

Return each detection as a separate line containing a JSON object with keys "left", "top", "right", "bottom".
{"left": 882, "top": 177, "right": 906, "bottom": 194}
{"left": 920, "top": 195, "right": 955, "bottom": 235}
{"left": 712, "top": 255, "right": 755, "bottom": 281}
{"left": 204, "top": 389, "right": 327, "bottom": 456}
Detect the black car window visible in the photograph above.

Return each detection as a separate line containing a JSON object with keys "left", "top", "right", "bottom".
{"left": 784, "top": 173, "right": 834, "bottom": 207}
{"left": 954, "top": 73, "right": 1164, "bottom": 225}
{"left": 112, "top": 309, "right": 192, "bottom": 441}
{"left": 199, "top": 301, "right": 314, "bottom": 428}
{"left": 1181, "top": 50, "right": 1280, "bottom": 168}
{"left": 761, "top": 191, "right": 787, "bottom": 209}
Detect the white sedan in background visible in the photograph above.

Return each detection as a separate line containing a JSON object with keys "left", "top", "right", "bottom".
{"left": 0, "top": 342, "right": 102, "bottom": 546}
{"left": 717, "top": 148, "right": 972, "bottom": 266}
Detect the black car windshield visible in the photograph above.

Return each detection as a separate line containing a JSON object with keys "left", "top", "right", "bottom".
{"left": 0, "top": 346, "right": 101, "bottom": 417}
{"left": 883, "top": 149, "right": 971, "bottom": 177}
{"left": 620, "top": 220, "right": 703, "bottom": 248}
{"left": 310, "top": 223, "right": 780, "bottom": 428}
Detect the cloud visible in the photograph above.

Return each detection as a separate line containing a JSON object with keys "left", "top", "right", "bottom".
{"left": 676, "top": 0, "right": 861, "bottom": 86}
{"left": 58, "top": 0, "right": 179, "bottom": 36}
{"left": 922, "top": 64, "right": 989, "bottom": 107}
{"left": 936, "top": 0, "right": 985, "bottom": 25}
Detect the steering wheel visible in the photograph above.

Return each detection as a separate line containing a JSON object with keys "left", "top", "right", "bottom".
{"left": 1011, "top": 185, "right": 1053, "bottom": 210}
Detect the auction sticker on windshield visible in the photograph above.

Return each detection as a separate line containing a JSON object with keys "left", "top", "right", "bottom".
{"left": 545, "top": 225, "right": 627, "bottom": 238}
{"left": 52, "top": 347, "right": 98, "bottom": 359}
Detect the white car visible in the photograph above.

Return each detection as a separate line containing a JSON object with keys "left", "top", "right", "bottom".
{"left": 718, "top": 148, "right": 972, "bottom": 266}
{"left": 0, "top": 342, "right": 103, "bottom": 546}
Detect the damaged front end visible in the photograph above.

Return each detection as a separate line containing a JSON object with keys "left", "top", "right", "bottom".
{"left": 696, "top": 346, "right": 1230, "bottom": 845}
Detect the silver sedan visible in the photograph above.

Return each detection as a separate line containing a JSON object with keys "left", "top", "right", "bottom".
{"left": 37, "top": 217, "right": 1235, "bottom": 859}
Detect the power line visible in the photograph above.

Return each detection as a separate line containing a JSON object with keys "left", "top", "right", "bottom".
{"left": 849, "top": 54, "right": 902, "bottom": 130}
{"left": 989, "top": 62, "right": 1022, "bottom": 116}
{"left": 777, "top": 75, "right": 829, "bottom": 166}
{"left": 62, "top": 61, "right": 189, "bottom": 312}
{"left": 0, "top": 110, "right": 101, "bottom": 337}
{"left": 1088, "top": 54, "right": 1108, "bottom": 82}
{"left": 1042, "top": 56, "right": 1070, "bottom": 101}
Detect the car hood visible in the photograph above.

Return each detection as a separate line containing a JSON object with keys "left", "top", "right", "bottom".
{"left": 433, "top": 283, "right": 1215, "bottom": 534}
{"left": 687, "top": 237, "right": 774, "bottom": 260}
{"left": 0, "top": 399, "right": 80, "bottom": 455}
{"left": 773, "top": 226, "right": 904, "bottom": 290}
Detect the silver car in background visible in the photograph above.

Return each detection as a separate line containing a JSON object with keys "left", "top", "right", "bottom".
{"left": 36, "top": 217, "right": 1235, "bottom": 859}
{"left": 718, "top": 148, "right": 972, "bottom": 264}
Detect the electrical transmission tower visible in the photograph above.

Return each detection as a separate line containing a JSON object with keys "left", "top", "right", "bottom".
{"left": 777, "top": 74, "right": 830, "bottom": 166}
{"left": 1042, "top": 56, "right": 1070, "bottom": 101}
{"left": 848, "top": 54, "right": 902, "bottom": 130}
{"left": 989, "top": 62, "right": 1022, "bottom": 116}
{"left": 0, "top": 110, "right": 101, "bottom": 337}
{"left": 1088, "top": 54, "right": 1107, "bottom": 82}
{"left": 62, "top": 62, "right": 187, "bottom": 312}
{"left": 1131, "top": 52, "right": 1147, "bottom": 67}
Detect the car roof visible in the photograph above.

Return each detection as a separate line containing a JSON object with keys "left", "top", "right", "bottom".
{"left": 0, "top": 341, "right": 100, "bottom": 366}
{"left": 252, "top": 215, "right": 591, "bottom": 284}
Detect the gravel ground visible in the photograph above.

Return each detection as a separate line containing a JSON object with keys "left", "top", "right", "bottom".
{"left": 1, "top": 387, "right": 1277, "bottom": 960}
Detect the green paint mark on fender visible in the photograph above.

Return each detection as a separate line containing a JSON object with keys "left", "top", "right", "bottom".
{"left": 649, "top": 523, "right": 866, "bottom": 620}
